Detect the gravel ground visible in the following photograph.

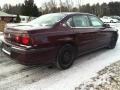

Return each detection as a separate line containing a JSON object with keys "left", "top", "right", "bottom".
{"left": 76, "top": 60, "right": 120, "bottom": 90}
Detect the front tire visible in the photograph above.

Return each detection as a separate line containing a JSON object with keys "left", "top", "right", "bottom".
{"left": 107, "top": 33, "right": 118, "bottom": 49}
{"left": 56, "top": 45, "right": 75, "bottom": 70}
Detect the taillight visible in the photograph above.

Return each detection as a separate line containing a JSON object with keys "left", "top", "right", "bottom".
{"left": 22, "top": 36, "right": 30, "bottom": 45}
{"left": 15, "top": 36, "right": 21, "bottom": 43}
{"left": 15, "top": 34, "right": 31, "bottom": 46}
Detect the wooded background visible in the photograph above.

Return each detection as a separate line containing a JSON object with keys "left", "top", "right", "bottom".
{"left": 0, "top": 0, "right": 120, "bottom": 17}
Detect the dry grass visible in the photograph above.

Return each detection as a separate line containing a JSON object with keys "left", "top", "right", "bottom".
{"left": 0, "top": 20, "right": 6, "bottom": 32}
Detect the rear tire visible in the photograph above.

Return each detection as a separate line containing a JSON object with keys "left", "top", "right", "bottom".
{"left": 107, "top": 33, "right": 118, "bottom": 49}
{"left": 55, "top": 44, "right": 75, "bottom": 70}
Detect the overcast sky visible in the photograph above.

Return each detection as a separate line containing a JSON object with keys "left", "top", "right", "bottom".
{"left": 0, "top": 0, "right": 119, "bottom": 7}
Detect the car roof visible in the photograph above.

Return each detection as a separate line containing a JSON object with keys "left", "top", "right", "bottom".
{"left": 49, "top": 12, "right": 94, "bottom": 16}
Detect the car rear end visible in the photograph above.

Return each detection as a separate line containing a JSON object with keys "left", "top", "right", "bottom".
{"left": 2, "top": 26, "right": 55, "bottom": 65}
{"left": 1, "top": 13, "right": 68, "bottom": 65}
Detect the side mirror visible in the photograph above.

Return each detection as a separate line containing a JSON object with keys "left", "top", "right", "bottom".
{"left": 103, "top": 23, "right": 110, "bottom": 28}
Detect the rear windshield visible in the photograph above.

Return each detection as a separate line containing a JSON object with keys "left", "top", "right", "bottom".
{"left": 28, "top": 13, "right": 65, "bottom": 26}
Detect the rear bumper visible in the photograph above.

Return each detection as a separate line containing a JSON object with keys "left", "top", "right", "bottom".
{"left": 2, "top": 40, "right": 57, "bottom": 65}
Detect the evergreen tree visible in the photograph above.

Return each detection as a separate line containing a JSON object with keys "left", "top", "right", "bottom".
{"left": 21, "top": 0, "right": 40, "bottom": 17}
{"left": 16, "top": 14, "right": 21, "bottom": 23}
{"left": 108, "top": 2, "right": 120, "bottom": 16}
{"left": 101, "top": 3, "right": 110, "bottom": 16}
{"left": 0, "top": 6, "right": 2, "bottom": 11}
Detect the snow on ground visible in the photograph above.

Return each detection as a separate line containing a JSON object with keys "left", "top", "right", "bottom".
{"left": 77, "top": 73, "right": 115, "bottom": 90}
{"left": 77, "top": 60, "right": 120, "bottom": 90}
{"left": 0, "top": 23, "right": 120, "bottom": 90}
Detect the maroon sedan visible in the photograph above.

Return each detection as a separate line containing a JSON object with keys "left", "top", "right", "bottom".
{"left": 1, "top": 12, "right": 118, "bottom": 69}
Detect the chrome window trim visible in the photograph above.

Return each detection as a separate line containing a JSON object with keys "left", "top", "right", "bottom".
{"left": 66, "top": 14, "right": 104, "bottom": 29}
{"left": 67, "top": 24, "right": 103, "bottom": 29}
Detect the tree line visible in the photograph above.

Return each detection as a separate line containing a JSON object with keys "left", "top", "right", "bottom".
{"left": 1, "top": 0, "right": 120, "bottom": 17}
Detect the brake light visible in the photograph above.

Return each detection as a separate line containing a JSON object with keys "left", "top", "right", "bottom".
{"left": 22, "top": 36, "right": 30, "bottom": 45}
{"left": 15, "top": 34, "right": 31, "bottom": 46}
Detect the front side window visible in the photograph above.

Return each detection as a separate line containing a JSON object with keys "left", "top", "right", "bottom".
{"left": 89, "top": 15, "right": 103, "bottom": 27}
{"left": 67, "top": 15, "right": 90, "bottom": 27}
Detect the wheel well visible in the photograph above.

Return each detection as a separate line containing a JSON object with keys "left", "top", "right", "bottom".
{"left": 61, "top": 42, "right": 79, "bottom": 58}
{"left": 112, "top": 31, "right": 118, "bottom": 39}
{"left": 61, "top": 42, "right": 78, "bottom": 50}
{"left": 55, "top": 42, "right": 78, "bottom": 62}
{"left": 109, "top": 31, "right": 118, "bottom": 45}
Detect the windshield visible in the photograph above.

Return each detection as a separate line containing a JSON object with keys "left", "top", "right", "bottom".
{"left": 28, "top": 13, "right": 65, "bottom": 26}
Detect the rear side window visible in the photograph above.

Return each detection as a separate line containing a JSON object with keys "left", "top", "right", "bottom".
{"left": 67, "top": 15, "right": 90, "bottom": 27}
{"left": 29, "top": 13, "right": 66, "bottom": 26}
{"left": 89, "top": 15, "right": 103, "bottom": 27}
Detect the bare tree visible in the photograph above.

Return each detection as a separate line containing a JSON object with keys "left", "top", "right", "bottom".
{"left": 77, "top": 0, "right": 81, "bottom": 11}
{"left": 43, "top": 2, "right": 50, "bottom": 14}
{"left": 59, "top": 0, "right": 62, "bottom": 12}
{"left": 65, "top": 0, "right": 73, "bottom": 12}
